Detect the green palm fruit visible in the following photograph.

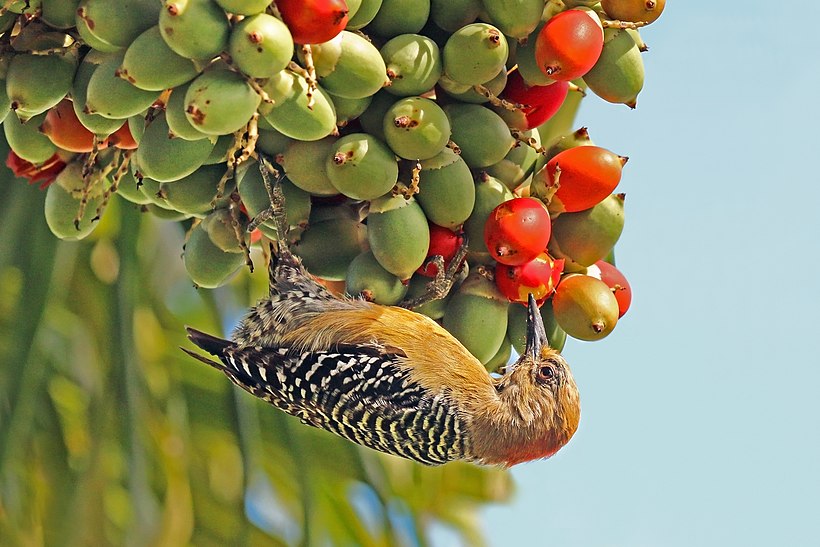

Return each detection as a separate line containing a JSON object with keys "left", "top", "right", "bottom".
{"left": 306, "top": 31, "right": 389, "bottom": 100}
{"left": 44, "top": 161, "right": 102, "bottom": 240}
{"left": 281, "top": 137, "right": 340, "bottom": 196}
{"left": 325, "top": 133, "right": 398, "bottom": 200}
{"left": 259, "top": 69, "right": 337, "bottom": 141}
{"left": 6, "top": 52, "right": 77, "bottom": 117}
{"left": 135, "top": 112, "right": 215, "bottom": 182}
{"left": 480, "top": 0, "right": 543, "bottom": 40}
{"left": 86, "top": 53, "right": 161, "bottom": 119}
{"left": 367, "top": 194, "right": 430, "bottom": 280}
{"left": 444, "top": 103, "right": 514, "bottom": 168}
{"left": 3, "top": 112, "right": 57, "bottom": 163}
{"left": 442, "top": 270, "right": 509, "bottom": 364}
{"left": 416, "top": 147, "right": 475, "bottom": 229}
{"left": 345, "top": 250, "right": 408, "bottom": 305}
{"left": 228, "top": 14, "right": 293, "bottom": 79}
{"left": 383, "top": 96, "right": 450, "bottom": 160}
{"left": 583, "top": 28, "right": 645, "bottom": 108}
{"left": 159, "top": 0, "right": 230, "bottom": 60}
{"left": 183, "top": 220, "right": 245, "bottom": 288}
{"left": 549, "top": 193, "right": 625, "bottom": 270}
{"left": 442, "top": 23, "right": 508, "bottom": 85}
{"left": 381, "top": 34, "right": 442, "bottom": 97}
{"left": 119, "top": 26, "right": 201, "bottom": 91}
{"left": 184, "top": 69, "right": 261, "bottom": 135}
{"left": 368, "top": 0, "right": 430, "bottom": 39}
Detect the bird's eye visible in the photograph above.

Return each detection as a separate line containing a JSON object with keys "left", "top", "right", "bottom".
{"left": 537, "top": 364, "right": 555, "bottom": 383}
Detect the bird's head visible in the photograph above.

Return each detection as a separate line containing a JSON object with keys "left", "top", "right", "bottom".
{"left": 484, "top": 294, "right": 581, "bottom": 466}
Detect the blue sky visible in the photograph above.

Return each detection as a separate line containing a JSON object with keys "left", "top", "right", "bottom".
{"left": 484, "top": 3, "right": 820, "bottom": 546}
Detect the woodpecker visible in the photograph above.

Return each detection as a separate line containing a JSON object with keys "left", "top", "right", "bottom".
{"left": 183, "top": 159, "right": 580, "bottom": 467}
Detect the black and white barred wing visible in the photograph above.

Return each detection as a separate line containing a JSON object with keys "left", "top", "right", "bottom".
{"left": 185, "top": 328, "right": 469, "bottom": 465}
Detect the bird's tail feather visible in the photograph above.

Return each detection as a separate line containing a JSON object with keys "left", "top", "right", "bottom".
{"left": 185, "top": 327, "right": 235, "bottom": 369}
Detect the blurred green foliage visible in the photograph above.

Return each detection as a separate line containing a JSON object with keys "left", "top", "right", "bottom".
{"left": 0, "top": 137, "right": 514, "bottom": 546}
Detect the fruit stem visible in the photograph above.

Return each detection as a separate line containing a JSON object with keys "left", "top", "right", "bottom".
{"left": 472, "top": 84, "right": 522, "bottom": 111}
{"left": 601, "top": 19, "right": 648, "bottom": 30}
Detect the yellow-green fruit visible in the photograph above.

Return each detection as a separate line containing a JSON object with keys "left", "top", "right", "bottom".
{"left": 444, "top": 103, "right": 514, "bottom": 168}
{"left": 75, "top": 0, "right": 158, "bottom": 51}
{"left": 329, "top": 93, "right": 372, "bottom": 125}
{"left": 281, "top": 138, "right": 340, "bottom": 196}
{"left": 552, "top": 274, "right": 619, "bottom": 341}
{"left": 0, "top": 82, "right": 9, "bottom": 124}
{"left": 44, "top": 162, "right": 102, "bottom": 240}
{"left": 183, "top": 221, "right": 245, "bottom": 288}
{"left": 549, "top": 193, "right": 625, "bottom": 270}
{"left": 442, "top": 22, "right": 508, "bottom": 86}
{"left": 442, "top": 270, "right": 509, "bottom": 364}
{"left": 583, "top": 28, "right": 645, "bottom": 108}
{"left": 228, "top": 14, "right": 293, "bottom": 79}
{"left": 416, "top": 147, "right": 475, "bottom": 229}
{"left": 307, "top": 31, "right": 389, "bottom": 100}
{"left": 383, "top": 96, "right": 450, "bottom": 160}
{"left": 184, "top": 69, "right": 261, "bottom": 135}
{"left": 41, "top": 0, "right": 80, "bottom": 28}
{"left": 115, "top": 169, "right": 153, "bottom": 205}
{"left": 507, "top": 299, "right": 566, "bottom": 354}
{"left": 430, "top": 0, "right": 482, "bottom": 32}
{"left": 146, "top": 203, "right": 190, "bottom": 221}
{"left": 260, "top": 70, "right": 337, "bottom": 141}
{"left": 159, "top": 0, "right": 230, "bottom": 60}
{"left": 462, "top": 174, "right": 513, "bottom": 255}
{"left": 238, "top": 161, "right": 311, "bottom": 239}
{"left": 484, "top": 129, "right": 541, "bottom": 191}
{"left": 166, "top": 82, "right": 210, "bottom": 140}
{"left": 325, "top": 133, "right": 398, "bottom": 200}
{"left": 215, "top": 0, "right": 269, "bottom": 15}
{"left": 480, "top": 0, "right": 543, "bottom": 39}
{"left": 381, "top": 33, "right": 442, "bottom": 97}
{"left": 119, "top": 25, "right": 200, "bottom": 91}
{"left": 292, "top": 207, "right": 368, "bottom": 281}
{"left": 368, "top": 0, "right": 429, "bottom": 39}
{"left": 86, "top": 53, "right": 161, "bottom": 119}
{"left": 346, "top": 0, "right": 382, "bottom": 29}
{"left": 71, "top": 51, "right": 125, "bottom": 135}
{"left": 346, "top": 250, "right": 408, "bottom": 305}
{"left": 6, "top": 53, "right": 77, "bottom": 117}
{"left": 201, "top": 208, "right": 245, "bottom": 253}
{"left": 159, "top": 164, "right": 230, "bottom": 216}
{"left": 367, "top": 194, "right": 430, "bottom": 280}
{"left": 135, "top": 112, "right": 215, "bottom": 182}
{"left": 3, "top": 112, "right": 56, "bottom": 163}
{"left": 256, "top": 127, "right": 292, "bottom": 156}
{"left": 358, "top": 90, "right": 398, "bottom": 141}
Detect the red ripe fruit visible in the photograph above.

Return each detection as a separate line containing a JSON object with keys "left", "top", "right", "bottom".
{"left": 40, "top": 99, "right": 98, "bottom": 153}
{"left": 588, "top": 260, "right": 632, "bottom": 317}
{"left": 417, "top": 224, "right": 463, "bottom": 277}
{"left": 107, "top": 123, "right": 138, "bottom": 150}
{"left": 496, "top": 252, "right": 564, "bottom": 306}
{"left": 484, "top": 197, "right": 552, "bottom": 266}
{"left": 5, "top": 151, "right": 67, "bottom": 189}
{"left": 275, "top": 0, "right": 349, "bottom": 44}
{"left": 502, "top": 71, "right": 568, "bottom": 130}
{"left": 535, "top": 8, "right": 603, "bottom": 81}
{"left": 545, "top": 145, "right": 627, "bottom": 213}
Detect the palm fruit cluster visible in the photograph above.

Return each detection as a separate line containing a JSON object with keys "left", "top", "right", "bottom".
{"left": 0, "top": 0, "right": 664, "bottom": 366}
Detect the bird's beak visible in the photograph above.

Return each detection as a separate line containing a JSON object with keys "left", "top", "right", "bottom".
{"left": 525, "top": 293, "right": 548, "bottom": 360}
